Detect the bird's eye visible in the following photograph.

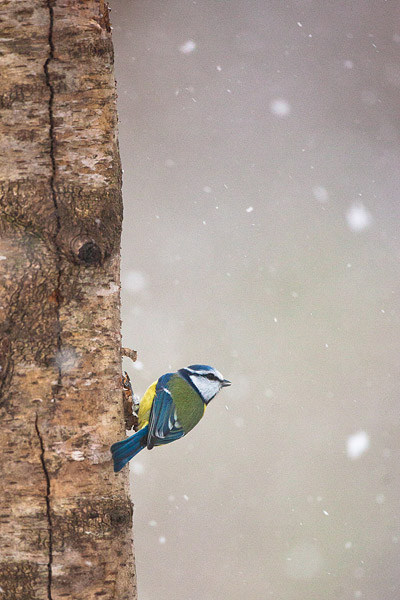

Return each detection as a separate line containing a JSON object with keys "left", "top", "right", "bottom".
{"left": 205, "top": 373, "right": 216, "bottom": 380}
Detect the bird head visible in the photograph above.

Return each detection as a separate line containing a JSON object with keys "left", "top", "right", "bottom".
{"left": 178, "top": 364, "right": 231, "bottom": 404}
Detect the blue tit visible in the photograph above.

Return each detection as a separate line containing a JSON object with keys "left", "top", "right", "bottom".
{"left": 111, "top": 364, "right": 231, "bottom": 472}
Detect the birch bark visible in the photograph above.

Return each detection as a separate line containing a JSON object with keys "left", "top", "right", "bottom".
{"left": 0, "top": 1, "right": 136, "bottom": 598}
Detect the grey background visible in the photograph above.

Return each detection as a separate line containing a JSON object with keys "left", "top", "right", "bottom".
{"left": 112, "top": 2, "right": 400, "bottom": 599}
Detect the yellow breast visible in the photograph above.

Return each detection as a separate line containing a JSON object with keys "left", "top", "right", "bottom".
{"left": 138, "top": 380, "right": 157, "bottom": 429}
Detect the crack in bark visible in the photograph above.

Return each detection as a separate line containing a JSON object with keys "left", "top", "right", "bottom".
{"left": 41, "top": 6, "right": 58, "bottom": 597}
{"left": 44, "top": 0, "right": 62, "bottom": 390}
{"left": 35, "top": 415, "right": 53, "bottom": 600}
{"left": 44, "top": 0, "right": 58, "bottom": 223}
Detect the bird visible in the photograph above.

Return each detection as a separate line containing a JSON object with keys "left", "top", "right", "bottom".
{"left": 111, "top": 364, "right": 231, "bottom": 472}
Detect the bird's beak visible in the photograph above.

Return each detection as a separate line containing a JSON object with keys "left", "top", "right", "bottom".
{"left": 222, "top": 379, "right": 231, "bottom": 387}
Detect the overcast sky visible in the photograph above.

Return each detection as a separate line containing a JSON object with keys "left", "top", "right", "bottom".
{"left": 112, "top": 2, "right": 400, "bottom": 598}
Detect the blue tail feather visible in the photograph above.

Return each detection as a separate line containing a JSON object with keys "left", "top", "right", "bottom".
{"left": 111, "top": 426, "right": 148, "bottom": 472}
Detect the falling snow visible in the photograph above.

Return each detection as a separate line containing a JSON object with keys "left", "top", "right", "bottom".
{"left": 312, "top": 185, "right": 329, "bottom": 203}
{"left": 123, "top": 270, "right": 148, "bottom": 294}
{"left": 55, "top": 347, "right": 79, "bottom": 374}
{"left": 270, "top": 98, "right": 291, "bottom": 117}
{"left": 148, "top": 520, "right": 157, "bottom": 527}
{"left": 131, "top": 461, "right": 145, "bottom": 475}
{"left": 346, "top": 202, "right": 373, "bottom": 232}
{"left": 347, "top": 431, "right": 370, "bottom": 459}
{"left": 179, "top": 40, "right": 196, "bottom": 54}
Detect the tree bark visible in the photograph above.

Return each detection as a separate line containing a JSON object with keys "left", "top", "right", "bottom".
{"left": 0, "top": 1, "right": 136, "bottom": 599}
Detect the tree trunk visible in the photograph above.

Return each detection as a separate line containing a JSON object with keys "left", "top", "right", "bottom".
{"left": 0, "top": 1, "right": 136, "bottom": 598}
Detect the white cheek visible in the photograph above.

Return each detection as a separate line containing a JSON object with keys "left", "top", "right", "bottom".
{"left": 190, "top": 376, "right": 220, "bottom": 402}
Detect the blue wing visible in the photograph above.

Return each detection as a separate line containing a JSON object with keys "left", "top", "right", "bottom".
{"left": 147, "top": 373, "right": 185, "bottom": 449}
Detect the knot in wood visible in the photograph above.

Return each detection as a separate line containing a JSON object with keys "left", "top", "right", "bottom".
{"left": 78, "top": 240, "right": 102, "bottom": 265}
{"left": 69, "top": 236, "right": 103, "bottom": 266}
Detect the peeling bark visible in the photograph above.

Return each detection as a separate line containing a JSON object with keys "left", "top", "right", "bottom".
{"left": 0, "top": 1, "right": 136, "bottom": 599}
